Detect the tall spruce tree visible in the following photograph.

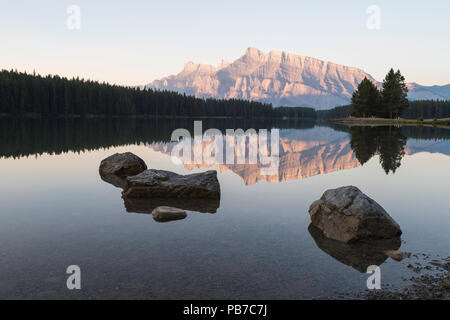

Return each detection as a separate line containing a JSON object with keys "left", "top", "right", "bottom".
{"left": 381, "top": 69, "right": 409, "bottom": 119}
{"left": 350, "top": 77, "right": 380, "bottom": 117}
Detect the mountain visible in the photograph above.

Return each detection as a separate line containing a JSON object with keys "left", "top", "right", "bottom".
{"left": 146, "top": 47, "right": 450, "bottom": 110}
{"left": 407, "top": 83, "right": 450, "bottom": 101}
{"left": 147, "top": 47, "right": 375, "bottom": 109}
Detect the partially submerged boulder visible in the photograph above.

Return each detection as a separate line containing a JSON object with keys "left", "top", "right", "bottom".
{"left": 152, "top": 206, "right": 187, "bottom": 222}
{"left": 99, "top": 152, "right": 147, "bottom": 177}
{"left": 309, "top": 186, "right": 402, "bottom": 243}
{"left": 123, "top": 170, "right": 220, "bottom": 200}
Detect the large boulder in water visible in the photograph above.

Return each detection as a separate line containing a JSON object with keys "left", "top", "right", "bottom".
{"left": 99, "top": 152, "right": 147, "bottom": 177}
{"left": 123, "top": 170, "right": 220, "bottom": 200}
{"left": 308, "top": 186, "right": 402, "bottom": 243}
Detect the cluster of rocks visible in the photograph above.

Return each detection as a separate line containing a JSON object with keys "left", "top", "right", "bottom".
{"left": 99, "top": 152, "right": 221, "bottom": 222}
{"left": 362, "top": 256, "right": 450, "bottom": 300}
{"left": 313, "top": 253, "right": 450, "bottom": 300}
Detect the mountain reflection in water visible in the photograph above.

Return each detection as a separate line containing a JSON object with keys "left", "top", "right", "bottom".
{"left": 149, "top": 125, "right": 450, "bottom": 185}
{"left": 1, "top": 117, "right": 450, "bottom": 185}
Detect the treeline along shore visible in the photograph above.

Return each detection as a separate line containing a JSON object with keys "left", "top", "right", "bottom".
{"left": 317, "top": 101, "right": 450, "bottom": 122}
{"left": 0, "top": 70, "right": 448, "bottom": 123}
{"left": 0, "top": 70, "right": 315, "bottom": 119}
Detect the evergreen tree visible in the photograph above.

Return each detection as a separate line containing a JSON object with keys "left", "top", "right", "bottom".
{"left": 350, "top": 77, "right": 380, "bottom": 117}
{"left": 0, "top": 70, "right": 289, "bottom": 120}
{"left": 381, "top": 68, "right": 409, "bottom": 119}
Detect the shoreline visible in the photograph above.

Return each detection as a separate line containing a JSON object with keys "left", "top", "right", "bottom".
{"left": 315, "top": 255, "right": 450, "bottom": 300}
{"left": 0, "top": 113, "right": 315, "bottom": 121}
{"left": 361, "top": 255, "right": 450, "bottom": 300}
{"left": 330, "top": 117, "right": 450, "bottom": 128}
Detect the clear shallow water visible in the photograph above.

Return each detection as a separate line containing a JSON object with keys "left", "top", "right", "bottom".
{"left": 0, "top": 119, "right": 449, "bottom": 299}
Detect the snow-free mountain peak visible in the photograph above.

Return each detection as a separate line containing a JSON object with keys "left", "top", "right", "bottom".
{"left": 146, "top": 48, "right": 450, "bottom": 109}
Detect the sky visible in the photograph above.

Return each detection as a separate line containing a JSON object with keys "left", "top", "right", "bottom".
{"left": 1, "top": 0, "right": 449, "bottom": 86}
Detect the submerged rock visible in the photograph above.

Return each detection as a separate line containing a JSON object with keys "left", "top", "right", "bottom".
{"left": 152, "top": 206, "right": 187, "bottom": 222}
{"left": 123, "top": 170, "right": 220, "bottom": 199}
{"left": 309, "top": 224, "right": 401, "bottom": 272}
{"left": 429, "top": 260, "right": 450, "bottom": 272}
{"left": 99, "top": 152, "right": 147, "bottom": 177}
{"left": 383, "top": 250, "right": 411, "bottom": 262}
{"left": 309, "top": 186, "right": 402, "bottom": 243}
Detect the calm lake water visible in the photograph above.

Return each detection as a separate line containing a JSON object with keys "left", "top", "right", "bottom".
{"left": 0, "top": 118, "right": 449, "bottom": 299}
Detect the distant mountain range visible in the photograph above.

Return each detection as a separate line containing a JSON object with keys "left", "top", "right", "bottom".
{"left": 145, "top": 47, "right": 450, "bottom": 110}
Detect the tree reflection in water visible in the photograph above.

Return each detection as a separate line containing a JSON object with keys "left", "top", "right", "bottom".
{"left": 350, "top": 126, "right": 407, "bottom": 174}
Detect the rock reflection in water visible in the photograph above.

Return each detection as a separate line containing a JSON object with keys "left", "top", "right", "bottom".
{"left": 100, "top": 170, "right": 221, "bottom": 216}
{"left": 100, "top": 174, "right": 128, "bottom": 189}
{"left": 308, "top": 224, "right": 401, "bottom": 273}
{"left": 123, "top": 196, "right": 220, "bottom": 214}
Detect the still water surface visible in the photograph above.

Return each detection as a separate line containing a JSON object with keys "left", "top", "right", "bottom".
{"left": 0, "top": 118, "right": 449, "bottom": 299}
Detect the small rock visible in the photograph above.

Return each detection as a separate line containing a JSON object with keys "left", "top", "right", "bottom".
{"left": 383, "top": 250, "right": 411, "bottom": 261}
{"left": 152, "top": 206, "right": 187, "bottom": 222}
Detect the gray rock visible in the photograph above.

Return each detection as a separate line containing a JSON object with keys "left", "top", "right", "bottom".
{"left": 309, "top": 186, "right": 402, "bottom": 243}
{"left": 99, "top": 152, "right": 147, "bottom": 177}
{"left": 123, "top": 170, "right": 220, "bottom": 199}
{"left": 152, "top": 206, "right": 187, "bottom": 222}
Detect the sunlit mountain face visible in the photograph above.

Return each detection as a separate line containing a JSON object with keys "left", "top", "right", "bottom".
{"left": 146, "top": 47, "right": 450, "bottom": 109}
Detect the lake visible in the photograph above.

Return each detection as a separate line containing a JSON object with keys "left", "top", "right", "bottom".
{"left": 0, "top": 118, "right": 449, "bottom": 299}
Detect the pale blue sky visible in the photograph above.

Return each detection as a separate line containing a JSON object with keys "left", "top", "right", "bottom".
{"left": 1, "top": 0, "right": 449, "bottom": 86}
